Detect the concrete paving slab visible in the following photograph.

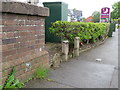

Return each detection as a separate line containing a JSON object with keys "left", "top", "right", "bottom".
{"left": 80, "top": 47, "right": 118, "bottom": 65}
{"left": 48, "top": 60, "right": 115, "bottom": 88}
{"left": 78, "top": 33, "right": 118, "bottom": 66}
{"left": 25, "top": 79, "right": 74, "bottom": 88}
{"left": 110, "top": 70, "right": 118, "bottom": 88}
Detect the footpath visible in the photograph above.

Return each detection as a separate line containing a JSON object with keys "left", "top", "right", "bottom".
{"left": 25, "top": 29, "right": 119, "bottom": 88}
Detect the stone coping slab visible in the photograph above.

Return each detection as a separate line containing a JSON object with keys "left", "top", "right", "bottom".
{"left": 0, "top": 2, "right": 49, "bottom": 17}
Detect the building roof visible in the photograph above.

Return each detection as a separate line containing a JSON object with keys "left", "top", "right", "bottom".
{"left": 86, "top": 16, "right": 93, "bottom": 22}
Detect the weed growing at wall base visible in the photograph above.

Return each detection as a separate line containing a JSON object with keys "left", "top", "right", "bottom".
{"left": 34, "top": 67, "right": 49, "bottom": 79}
{"left": 1, "top": 67, "right": 24, "bottom": 89}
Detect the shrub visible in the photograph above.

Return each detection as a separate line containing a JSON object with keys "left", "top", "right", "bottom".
{"left": 49, "top": 21, "right": 109, "bottom": 43}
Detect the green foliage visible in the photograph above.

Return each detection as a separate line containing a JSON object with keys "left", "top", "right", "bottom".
{"left": 0, "top": 85, "right": 3, "bottom": 90}
{"left": 24, "top": 77, "right": 33, "bottom": 83}
{"left": 1, "top": 67, "right": 24, "bottom": 89}
{"left": 49, "top": 21, "right": 108, "bottom": 43}
{"left": 34, "top": 67, "right": 49, "bottom": 79}
{"left": 111, "top": 1, "right": 120, "bottom": 19}
{"left": 92, "top": 11, "right": 100, "bottom": 23}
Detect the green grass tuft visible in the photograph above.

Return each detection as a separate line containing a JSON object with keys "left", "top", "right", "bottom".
{"left": 34, "top": 67, "right": 49, "bottom": 79}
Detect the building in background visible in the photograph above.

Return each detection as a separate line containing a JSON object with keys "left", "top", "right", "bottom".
{"left": 86, "top": 16, "right": 93, "bottom": 22}
{"left": 27, "top": 0, "right": 39, "bottom": 4}
{"left": 68, "top": 9, "right": 82, "bottom": 22}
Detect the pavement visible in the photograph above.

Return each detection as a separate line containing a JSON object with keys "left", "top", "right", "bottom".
{"left": 25, "top": 28, "right": 119, "bottom": 88}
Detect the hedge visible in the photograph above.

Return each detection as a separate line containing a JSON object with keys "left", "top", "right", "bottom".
{"left": 49, "top": 21, "right": 109, "bottom": 43}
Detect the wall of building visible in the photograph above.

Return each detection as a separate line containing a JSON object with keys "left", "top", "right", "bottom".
{"left": 0, "top": 2, "right": 49, "bottom": 85}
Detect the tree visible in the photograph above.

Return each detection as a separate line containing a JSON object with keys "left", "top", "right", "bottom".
{"left": 92, "top": 11, "right": 100, "bottom": 23}
{"left": 111, "top": 1, "right": 120, "bottom": 19}
{"left": 82, "top": 17, "right": 86, "bottom": 22}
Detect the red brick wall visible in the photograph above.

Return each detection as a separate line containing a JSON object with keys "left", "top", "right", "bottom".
{"left": 0, "top": 2, "right": 49, "bottom": 85}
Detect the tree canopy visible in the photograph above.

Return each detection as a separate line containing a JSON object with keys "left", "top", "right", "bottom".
{"left": 92, "top": 11, "right": 100, "bottom": 23}
{"left": 111, "top": 1, "right": 120, "bottom": 19}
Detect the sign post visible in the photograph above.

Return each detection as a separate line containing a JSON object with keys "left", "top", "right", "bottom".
{"left": 100, "top": 7, "right": 110, "bottom": 22}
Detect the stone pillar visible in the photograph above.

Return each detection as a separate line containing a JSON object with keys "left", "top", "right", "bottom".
{"left": 74, "top": 37, "right": 80, "bottom": 57}
{"left": 62, "top": 40, "right": 69, "bottom": 61}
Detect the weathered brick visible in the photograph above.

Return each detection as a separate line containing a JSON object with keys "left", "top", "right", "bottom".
{"left": 2, "top": 32, "right": 6, "bottom": 39}
{"left": 15, "top": 26, "right": 26, "bottom": 31}
{"left": 14, "top": 43, "right": 20, "bottom": 49}
{"left": 2, "top": 62, "right": 11, "bottom": 70}
{"left": 2, "top": 38, "right": 16, "bottom": 45}
{"left": 3, "top": 20, "right": 17, "bottom": 26}
{"left": 17, "top": 47, "right": 29, "bottom": 53}
{"left": 28, "top": 16, "right": 38, "bottom": 21}
{"left": 0, "top": 33, "right": 2, "bottom": 39}
{"left": 2, "top": 26, "right": 16, "bottom": 32}
{"left": 15, "top": 69, "right": 25, "bottom": 77}
{"left": 19, "top": 32, "right": 29, "bottom": 36}
{"left": 17, "top": 15, "right": 27, "bottom": 20}
{"left": 2, "top": 44, "right": 14, "bottom": 51}
{"left": 2, "top": 68, "right": 12, "bottom": 77}
{"left": 0, "top": 45, "right": 2, "bottom": 52}
{"left": 2, "top": 13, "right": 17, "bottom": 20}
{"left": 0, "top": 28, "right": 2, "bottom": 33}
{"left": 6, "top": 54, "right": 19, "bottom": 62}
{"left": 2, "top": 76, "right": 8, "bottom": 85}
{"left": 2, "top": 49, "right": 17, "bottom": 57}
{"left": 17, "top": 73, "right": 27, "bottom": 82}
{"left": 0, "top": 20, "right": 2, "bottom": 25}
{"left": 6, "top": 32, "right": 14, "bottom": 38}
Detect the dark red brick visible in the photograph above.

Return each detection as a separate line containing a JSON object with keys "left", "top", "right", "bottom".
{"left": 2, "top": 13, "right": 17, "bottom": 20}
{"left": 6, "top": 32, "right": 14, "bottom": 38}
{"left": 2, "top": 38, "right": 16, "bottom": 45}
{"left": 2, "top": 44, "right": 14, "bottom": 51}
{"left": 2, "top": 26, "right": 16, "bottom": 32}
{"left": 3, "top": 20, "right": 16, "bottom": 26}
{"left": 2, "top": 49, "right": 17, "bottom": 57}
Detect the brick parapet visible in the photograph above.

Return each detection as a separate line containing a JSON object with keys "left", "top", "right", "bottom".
{"left": 0, "top": 2, "right": 49, "bottom": 85}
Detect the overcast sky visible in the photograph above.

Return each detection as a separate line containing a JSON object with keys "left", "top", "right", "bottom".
{"left": 17, "top": 0, "right": 119, "bottom": 18}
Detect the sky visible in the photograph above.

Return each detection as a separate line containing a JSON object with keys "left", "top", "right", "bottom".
{"left": 17, "top": 0, "right": 119, "bottom": 18}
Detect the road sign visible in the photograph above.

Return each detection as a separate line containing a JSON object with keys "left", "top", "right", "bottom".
{"left": 100, "top": 7, "right": 110, "bottom": 22}
{"left": 101, "top": 8, "right": 110, "bottom": 14}
{"left": 101, "top": 7, "right": 110, "bottom": 19}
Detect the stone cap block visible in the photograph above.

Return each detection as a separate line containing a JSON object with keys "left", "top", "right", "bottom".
{"left": 74, "top": 37, "right": 80, "bottom": 40}
{"left": 62, "top": 40, "right": 69, "bottom": 44}
{"left": 0, "top": 2, "right": 49, "bottom": 17}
